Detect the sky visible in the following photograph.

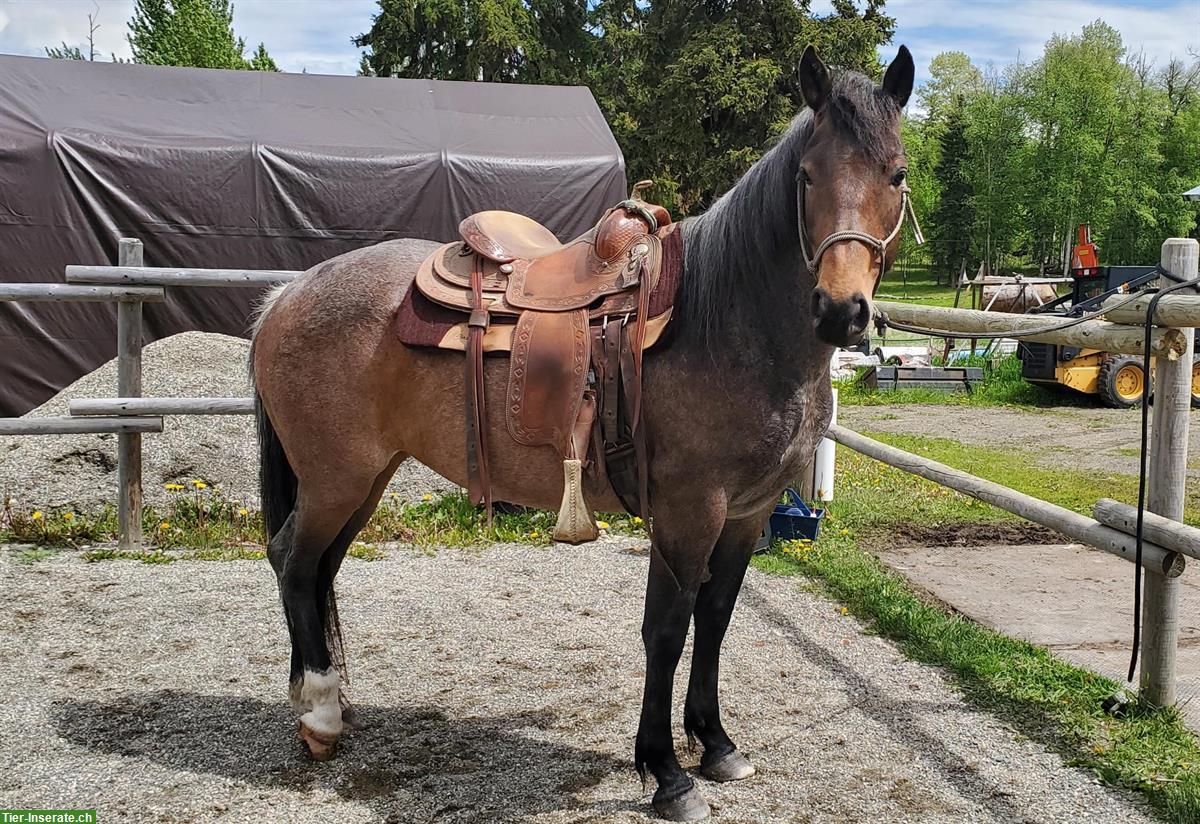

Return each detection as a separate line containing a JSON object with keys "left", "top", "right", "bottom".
{"left": 0, "top": 0, "right": 1196, "bottom": 86}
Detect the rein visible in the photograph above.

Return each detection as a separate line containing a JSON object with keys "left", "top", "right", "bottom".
{"left": 797, "top": 181, "right": 924, "bottom": 286}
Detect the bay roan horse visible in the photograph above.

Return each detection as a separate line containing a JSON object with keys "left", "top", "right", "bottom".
{"left": 251, "top": 45, "right": 914, "bottom": 821}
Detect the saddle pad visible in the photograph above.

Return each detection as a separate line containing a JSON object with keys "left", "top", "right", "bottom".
{"left": 395, "top": 284, "right": 675, "bottom": 353}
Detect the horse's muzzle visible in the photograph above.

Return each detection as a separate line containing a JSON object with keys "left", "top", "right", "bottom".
{"left": 811, "top": 287, "right": 871, "bottom": 348}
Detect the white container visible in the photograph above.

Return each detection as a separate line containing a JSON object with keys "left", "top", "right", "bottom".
{"left": 813, "top": 387, "right": 837, "bottom": 502}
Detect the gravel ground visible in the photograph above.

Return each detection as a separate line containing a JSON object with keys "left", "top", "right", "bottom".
{"left": 0, "top": 540, "right": 1155, "bottom": 823}
{"left": 0, "top": 332, "right": 452, "bottom": 511}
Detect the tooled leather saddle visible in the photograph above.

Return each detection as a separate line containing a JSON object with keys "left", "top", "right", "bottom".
{"left": 396, "top": 184, "right": 680, "bottom": 542}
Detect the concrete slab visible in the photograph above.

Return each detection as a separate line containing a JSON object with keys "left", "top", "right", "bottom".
{"left": 877, "top": 543, "right": 1200, "bottom": 729}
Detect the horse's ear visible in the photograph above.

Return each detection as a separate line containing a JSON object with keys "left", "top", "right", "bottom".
{"left": 882, "top": 45, "right": 914, "bottom": 108}
{"left": 798, "top": 45, "right": 831, "bottom": 112}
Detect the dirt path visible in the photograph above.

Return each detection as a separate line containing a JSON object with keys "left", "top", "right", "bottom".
{"left": 0, "top": 541, "right": 1153, "bottom": 823}
{"left": 842, "top": 404, "right": 1200, "bottom": 481}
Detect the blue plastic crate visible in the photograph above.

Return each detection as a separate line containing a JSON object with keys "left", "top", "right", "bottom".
{"left": 768, "top": 488, "right": 825, "bottom": 542}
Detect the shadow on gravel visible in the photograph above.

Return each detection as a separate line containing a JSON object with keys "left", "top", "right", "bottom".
{"left": 51, "top": 691, "right": 636, "bottom": 821}
{"left": 741, "top": 584, "right": 1050, "bottom": 824}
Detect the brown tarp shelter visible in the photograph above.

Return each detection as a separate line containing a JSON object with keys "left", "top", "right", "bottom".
{"left": 0, "top": 55, "right": 627, "bottom": 415}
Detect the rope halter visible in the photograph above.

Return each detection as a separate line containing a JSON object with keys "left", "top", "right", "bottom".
{"left": 798, "top": 178, "right": 925, "bottom": 288}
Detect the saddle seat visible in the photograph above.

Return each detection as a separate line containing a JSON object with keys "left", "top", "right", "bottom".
{"left": 407, "top": 188, "right": 676, "bottom": 544}
{"left": 459, "top": 211, "right": 566, "bottom": 262}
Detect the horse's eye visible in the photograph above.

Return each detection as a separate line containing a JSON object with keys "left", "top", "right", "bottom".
{"left": 798, "top": 168, "right": 812, "bottom": 186}
{"left": 891, "top": 169, "right": 908, "bottom": 187}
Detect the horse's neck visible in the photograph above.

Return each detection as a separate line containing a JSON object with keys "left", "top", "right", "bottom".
{"left": 679, "top": 190, "right": 829, "bottom": 390}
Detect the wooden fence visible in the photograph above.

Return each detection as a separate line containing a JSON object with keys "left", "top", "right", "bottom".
{"left": 832, "top": 237, "right": 1198, "bottom": 709}
{"left": 3, "top": 235, "right": 1199, "bottom": 708}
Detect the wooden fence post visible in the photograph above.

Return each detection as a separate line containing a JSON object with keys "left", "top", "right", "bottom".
{"left": 1140, "top": 237, "right": 1198, "bottom": 707}
{"left": 116, "top": 238, "right": 145, "bottom": 551}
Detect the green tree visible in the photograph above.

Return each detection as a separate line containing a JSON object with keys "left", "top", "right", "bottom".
{"left": 355, "top": 0, "right": 896, "bottom": 214}
{"left": 128, "top": 0, "right": 277, "bottom": 71}
{"left": 45, "top": 44, "right": 87, "bottom": 61}
{"left": 631, "top": 0, "right": 894, "bottom": 212}
{"left": 962, "top": 70, "right": 1028, "bottom": 273}
{"left": 926, "top": 98, "right": 973, "bottom": 281}
{"left": 354, "top": 0, "right": 542, "bottom": 81}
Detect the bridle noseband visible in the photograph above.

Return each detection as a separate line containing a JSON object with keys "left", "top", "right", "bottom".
{"left": 797, "top": 178, "right": 924, "bottom": 287}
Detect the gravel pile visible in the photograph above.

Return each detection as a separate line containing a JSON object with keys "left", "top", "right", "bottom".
{"left": 0, "top": 331, "right": 451, "bottom": 512}
{"left": 0, "top": 540, "right": 1156, "bottom": 823}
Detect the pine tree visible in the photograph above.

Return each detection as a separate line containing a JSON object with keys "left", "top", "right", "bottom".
{"left": 928, "top": 98, "right": 973, "bottom": 281}
{"left": 127, "top": 0, "right": 277, "bottom": 71}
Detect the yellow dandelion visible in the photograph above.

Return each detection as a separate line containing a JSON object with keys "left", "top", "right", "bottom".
{"left": 597, "top": 520, "right": 610, "bottom": 530}
{"left": 632, "top": 516, "right": 643, "bottom": 524}
{"left": 191, "top": 480, "right": 208, "bottom": 490}
{"left": 839, "top": 607, "right": 849, "bottom": 616}
{"left": 63, "top": 512, "right": 75, "bottom": 521}
{"left": 529, "top": 531, "right": 539, "bottom": 539}
{"left": 164, "top": 483, "right": 184, "bottom": 492}
{"left": 421, "top": 493, "right": 433, "bottom": 502}
{"left": 160, "top": 521, "right": 170, "bottom": 531}
{"left": 238, "top": 508, "right": 249, "bottom": 517}
{"left": 31, "top": 511, "right": 43, "bottom": 521}
{"left": 839, "top": 528, "right": 850, "bottom": 536}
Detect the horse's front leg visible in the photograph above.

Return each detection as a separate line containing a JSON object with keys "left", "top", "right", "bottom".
{"left": 684, "top": 512, "right": 768, "bottom": 782}
{"left": 635, "top": 499, "right": 725, "bottom": 821}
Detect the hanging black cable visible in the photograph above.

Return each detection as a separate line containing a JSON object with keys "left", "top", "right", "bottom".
{"left": 1127, "top": 271, "right": 1200, "bottom": 682}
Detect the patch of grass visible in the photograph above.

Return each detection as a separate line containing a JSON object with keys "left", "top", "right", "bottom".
{"left": 837, "top": 355, "right": 1087, "bottom": 409}
{"left": 10, "top": 546, "right": 59, "bottom": 564}
{"left": 367, "top": 490, "right": 647, "bottom": 548}
{"left": 753, "top": 537, "right": 1200, "bottom": 822}
{"left": 840, "top": 430, "right": 1200, "bottom": 527}
{"left": 875, "top": 263, "right": 959, "bottom": 307}
{"left": 3, "top": 486, "right": 647, "bottom": 555}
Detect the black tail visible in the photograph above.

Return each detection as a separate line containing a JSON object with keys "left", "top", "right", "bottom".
{"left": 257, "top": 394, "right": 297, "bottom": 541}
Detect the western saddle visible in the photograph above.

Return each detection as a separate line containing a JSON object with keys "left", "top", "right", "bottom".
{"left": 409, "top": 183, "right": 675, "bottom": 542}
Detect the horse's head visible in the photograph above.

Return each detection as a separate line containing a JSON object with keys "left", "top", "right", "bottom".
{"left": 797, "top": 45, "right": 914, "bottom": 348}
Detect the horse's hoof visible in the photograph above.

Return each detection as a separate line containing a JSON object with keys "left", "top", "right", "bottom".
{"left": 298, "top": 722, "right": 338, "bottom": 761}
{"left": 701, "top": 748, "right": 756, "bottom": 782}
{"left": 653, "top": 785, "right": 710, "bottom": 821}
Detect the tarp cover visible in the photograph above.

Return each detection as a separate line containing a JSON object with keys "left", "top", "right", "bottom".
{"left": 0, "top": 55, "right": 627, "bottom": 415}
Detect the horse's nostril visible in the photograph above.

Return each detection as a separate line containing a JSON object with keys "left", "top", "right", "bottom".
{"left": 851, "top": 293, "right": 871, "bottom": 331}
{"left": 811, "top": 289, "right": 831, "bottom": 320}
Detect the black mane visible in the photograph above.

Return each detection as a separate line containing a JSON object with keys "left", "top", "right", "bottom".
{"left": 678, "top": 70, "right": 901, "bottom": 347}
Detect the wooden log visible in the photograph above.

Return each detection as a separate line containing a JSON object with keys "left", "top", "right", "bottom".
{"left": 827, "top": 424, "right": 1184, "bottom": 578}
{"left": 0, "top": 416, "right": 163, "bottom": 435}
{"left": 70, "top": 397, "right": 255, "bottom": 416}
{"left": 116, "top": 239, "right": 145, "bottom": 553}
{"left": 874, "top": 299, "right": 1186, "bottom": 358}
{"left": 1101, "top": 293, "right": 1200, "bottom": 328}
{"left": 67, "top": 265, "right": 301, "bottom": 287}
{"left": 0, "top": 283, "right": 165, "bottom": 303}
{"left": 1139, "top": 238, "right": 1198, "bottom": 708}
{"left": 1094, "top": 499, "right": 1200, "bottom": 561}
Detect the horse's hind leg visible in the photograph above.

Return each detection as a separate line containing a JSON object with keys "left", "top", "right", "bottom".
{"left": 273, "top": 454, "right": 406, "bottom": 760}
{"left": 683, "top": 513, "right": 766, "bottom": 782}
